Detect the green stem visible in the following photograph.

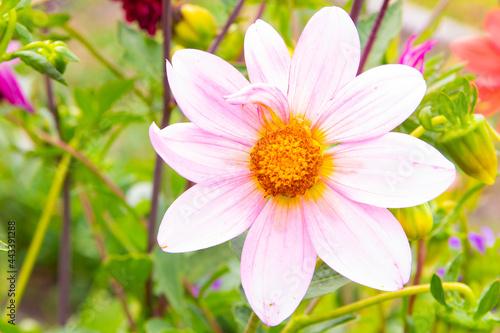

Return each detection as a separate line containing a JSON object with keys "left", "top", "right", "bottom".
{"left": 429, "top": 182, "right": 486, "bottom": 238}
{"left": 410, "top": 115, "right": 448, "bottom": 138}
{"left": 281, "top": 283, "right": 475, "bottom": 333}
{"left": 2, "top": 136, "right": 78, "bottom": 318}
{"left": 0, "top": 10, "right": 17, "bottom": 56}
{"left": 61, "top": 25, "right": 149, "bottom": 104}
{"left": 244, "top": 311, "right": 261, "bottom": 333}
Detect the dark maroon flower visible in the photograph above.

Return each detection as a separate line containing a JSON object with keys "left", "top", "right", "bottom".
{"left": 114, "top": 0, "right": 162, "bottom": 35}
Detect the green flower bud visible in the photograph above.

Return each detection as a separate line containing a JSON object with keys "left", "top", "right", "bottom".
{"left": 390, "top": 203, "right": 433, "bottom": 241}
{"left": 173, "top": 3, "right": 216, "bottom": 50}
{"left": 437, "top": 115, "right": 497, "bottom": 185}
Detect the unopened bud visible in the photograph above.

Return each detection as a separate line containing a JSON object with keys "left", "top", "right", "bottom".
{"left": 173, "top": 3, "right": 216, "bottom": 50}
{"left": 437, "top": 115, "right": 497, "bottom": 185}
{"left": 390, "top": 203, "right": 433, "bottom": 241}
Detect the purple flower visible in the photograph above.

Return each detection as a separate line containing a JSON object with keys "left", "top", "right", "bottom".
{"left": 480, "top": 226, "right": 496, "bottom": 247}
{"left": 0, "top": 42, "right": 34, "bottom": 113}
{"left": 449, "top": 236, "right": 462, "bottom": 251}
{"left": 436, "top": 267, "right": 445, "bottom": 277}
{"left": 399, "top": 34, "right": 437, "bottom": 74}
{"left": 468, "top": 232, "right": 487, "bottom": 254}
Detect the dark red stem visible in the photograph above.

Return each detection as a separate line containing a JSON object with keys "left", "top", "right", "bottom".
{"left": 357, "top": 0, "right": 390, "bottom": 75}
{"left": 208, "top": 0, "right": 245, "bottom": 54}
{"left": 350, "top": 0, "right": 365, "bottom": 26}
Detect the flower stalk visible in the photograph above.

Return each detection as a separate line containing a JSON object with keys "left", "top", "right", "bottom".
{"left": 357, "top": 0, "right": 389, "bottom": 74}
{"left": 208, "top": 0, "right": 245, "bottom": 54}
{"left": 349, "top": 0, "right": 365, "bottom": 26}
{"left": 281, "top": 283, "right": 476, "bottom": 333}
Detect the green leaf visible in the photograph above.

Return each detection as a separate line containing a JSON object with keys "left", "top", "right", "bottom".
{"left": 74, "top": 87, "right": 96, "bottom": 117}
{"left": 117, "top": 21, "right": 162, "bottom": 82}
{"left": 443, "top": 254, "right": 462, "bottom": 282}
{"left": 54, "top": 45, "right": 79, "bottom": 62}
{"left": 474, "top": 280, "right": 500, "bottom": 320}
{"left": 357, "top": 0, "right": 403, "bottom": 70}
{"left": 14, "top": 50, "right": 67, "bottom": 85}
{"left": 456, "top": 91, "right": 469, "bottom": 123}
{"left": 437, "top": 92, "right": 456, "bottom": 123}
{"left": 15, "top": 0, "right": 30, "bottom": 11}
{"left": 430, "top": 273, "right": 448, "bottom": 307}
{"left": 45, "top": 13, "right": 70, "bottom": 27}
{"left": 97, "top": 79, "right": 135, "bottom": 114}
{"left": 144, "top": 318, "right": 174, "bottom": 333}
{"left": 153, "top": 248, "right": 186, "bottom": 312}
{"left": 0, "top": 0, "right": 21, "bottom": 15}
{"left": 14, "top": 22, "right": 33, "bottom": 44}
{"left": 304, "top": 263, "right": 350, "bottom": 299}
{"left": 229, "top": 232, "right": 246, "bottom": 260}
{"left": 303, "top": 314, "right": 357, "bottom": 333}
{"left": 103, "top": 253, "right": 152, "bottom": 296}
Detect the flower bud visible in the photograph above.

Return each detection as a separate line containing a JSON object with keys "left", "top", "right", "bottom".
{"left": 390, "top": 203, "right": 433, "bottom": 241}
{"left": 173, "top": 3, "right": 216, "bottom": 50}
{"left": 437, "top": 115, "right": 497, "bottom": 185}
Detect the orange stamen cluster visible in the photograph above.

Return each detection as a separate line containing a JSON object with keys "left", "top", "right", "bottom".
{"left": 250, "top": 119, "right": 323, "bottom": 197}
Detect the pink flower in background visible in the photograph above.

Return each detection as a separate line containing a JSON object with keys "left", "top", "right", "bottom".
{"left": 399, "top": 34, "right": 437, "bottom": 74}
{"left": 0, "top": 42, "right": 34, "bottom": 113}
{"left": 150, "top": 6, "right": 456, "bottom": 326}
{"left": 451, "top": 8, "right": 500, "bottom": 128}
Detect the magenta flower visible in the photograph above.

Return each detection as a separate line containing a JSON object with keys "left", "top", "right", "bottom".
{"left": 399, "top": 34, "right": 437, "bottom": 74}
{"left": 150, "top": 7, "right": 456, "bottom": 325}
{"left": 0, "top": 42, "right": 34, "bottom": 113}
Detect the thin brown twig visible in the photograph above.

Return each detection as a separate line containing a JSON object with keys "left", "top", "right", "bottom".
{"left": 407, "top": 238, "right": 426, "bottom": 327}
{"left": 357, "top": 0, "right": 390, "bottom": 75}
{"left": 208, "top": 0, "right": 246, "bottom": 54}
{"left": 45, "top": 75, "right": 72, "bottom": 326}
{"left": 146, "top": 0, "right": 173, "bottom": 315}
{"left": 350, "top": 0, "right": 365, "bottom": 26}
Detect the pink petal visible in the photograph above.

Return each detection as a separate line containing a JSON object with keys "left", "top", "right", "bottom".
{"left": 288, "top": 6, "right": 360, "bottom": 121}
{"left": 321, "top": 133, "right": 456, "bottom": 208}
{"left": 224, "top": 83, "right": 290, "bottom": 123}
{"left": 312, "top": 65, "right": 426, "bottom": 144}
{"left": 149, "top": 122, "right": 250, "bottom": 183}
{"left": 485, "top": 8, "right": 500, "bottom": 49}
{"left": 241, "top": 197, "right": 316, "bottom": 326}
{"left": 244, "top": 20, "right": 291, "bottom": 95}
{"left": 451, "top": 36, "right": 500, "bottom": 77}
{"left": 167, "top": 49, "right": 263, "bottom": 146}
{"left": 158, "top": 174, "right": 266, "bottom": 252}
{"left": 0, "top": 63, "right": 34, "bottom": 113}
{"left": 304, "top": 185, "right": 411, "bottom": 291}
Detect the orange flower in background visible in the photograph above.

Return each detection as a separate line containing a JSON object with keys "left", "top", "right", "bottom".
{"left": 451, "top": 8, "right": 500, "bottom": 129}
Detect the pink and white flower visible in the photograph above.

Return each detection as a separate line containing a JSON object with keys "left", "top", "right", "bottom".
{"left": 150, "top": 6, "right": 456, "bottom": 326}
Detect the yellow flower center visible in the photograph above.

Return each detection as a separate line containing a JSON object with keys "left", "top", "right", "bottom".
{"left": 250, "top": 118, "right": 323, "bottom": 197}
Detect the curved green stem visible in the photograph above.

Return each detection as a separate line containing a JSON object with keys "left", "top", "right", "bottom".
{"left": 429, "top": 182, "right": 486, "bottom": 237}
{"left": 2, "top": 135, "right": 79, "bottom": 320}
{"left": 281, "top": 283, "right": 475, "bottom": 333}
{"left": 244, "top": 311, "right": 261, "bottom": 333}
{"left": 0, "top": 10, "right": 17, "bottom": 56}
{"left": 410, "top": 115, "right": 448, "bottom": 138}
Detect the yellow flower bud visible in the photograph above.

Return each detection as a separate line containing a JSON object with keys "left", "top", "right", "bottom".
{"left": 390, "top": 203, "right": 433, "bottom": 241}
{"left": 173, "top": 3, "right": 216, "bottom": 50}
{"left": 437, "top": 115, "right": 497, "bottom": 185}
